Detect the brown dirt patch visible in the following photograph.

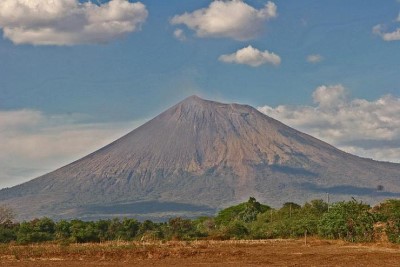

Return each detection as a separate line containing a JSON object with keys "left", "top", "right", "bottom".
{"left": 1, "top": 239, "right": 400, "bottom": 266}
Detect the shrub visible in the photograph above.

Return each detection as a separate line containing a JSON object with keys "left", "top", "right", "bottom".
{"left": 0, "top": 226, "right": 17, "bottom": 243}
{"left": 372, "top": 199, "right": 400, "bottom": 243}
{"left": 318, "top": 199, "right": 375, "bottom": 242}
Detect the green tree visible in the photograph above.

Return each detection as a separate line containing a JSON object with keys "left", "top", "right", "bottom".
{"left": 138, "top": 220, "right": 163, "bottom": 240}
{"left": 318, "top": 199, "right": 375, "bottom": 242}
{"left": 192, "top": 216, "right": 215, "bottom": 237}
{"left": 34, "top": 217, "right": 55, "bottom": 234}
{"left": 56, "top": 220, "right": 71, "bottom": 240}
{"left": 221, "top": 221, "right": 249, "bottom": 239}
{"left": 215, "top": 197, "right": 270, "bottom": 225}
{"left": 95, "top": 219, "right": 112, "bottom": 241}
{"left": 69, "top": 220, "right": 99, "bottom": 243}
{"left": 299, "top": 199, "right": 329, "bottom": 235}
{"left": 121, "top": 218, "right": 140, "bottom": 240}
{"left": 0, "top": 222, "right": 18, "bottom": 243}
{"left": 17, "top": 218, "right": 55, "bottom": 244}
{"left": 303, "top": 199, "right": 329, "bottom": 216}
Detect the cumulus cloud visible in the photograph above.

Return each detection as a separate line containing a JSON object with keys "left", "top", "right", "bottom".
{"left": 170, "top": 0, "right": 277, "bottom": 41}
{"left": 258, "top": 85, "right": 400, "bottom": 163}
{"left": 381, "top": 29, "right": 400, "bottom": 41}
{"left": 0, "top": 0, "right": 148, "bottom": 45}
{"left": 306, "top": 54, "right": 323, "bottom": 63}
{"left": 373, "top": 18, "right": 400, "bottom": 41}
{"left": 219, "top": 45, "right": 281, "bottom": 67}
{"left": 0, "top": 109, "right": 143, "bottom": 188}
{"left": 312, "top": 84, "right": 347, "bottom": 110}
{"left": 373, "top": 24, "right": 400, "bottom": 41}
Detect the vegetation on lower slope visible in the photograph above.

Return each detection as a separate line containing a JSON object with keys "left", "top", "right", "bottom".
{"left": 1, "top": 198, "right": 400, "bottom": 244}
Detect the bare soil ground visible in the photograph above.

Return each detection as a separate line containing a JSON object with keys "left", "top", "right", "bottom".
{"left": 1, "top": 239, "right": 400, "bottom": 267}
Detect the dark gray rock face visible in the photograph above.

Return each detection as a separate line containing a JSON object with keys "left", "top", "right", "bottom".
{"left": 1, "top": 96, "right": 400, "bottom": 220}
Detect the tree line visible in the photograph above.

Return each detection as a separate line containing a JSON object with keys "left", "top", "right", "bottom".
{"left": 1, "top": 197, "right": 400, "bottom": 244}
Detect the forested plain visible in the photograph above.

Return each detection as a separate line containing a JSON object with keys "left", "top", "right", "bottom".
{"left": 1, "top": 197, "right": 400, "bottom": 245}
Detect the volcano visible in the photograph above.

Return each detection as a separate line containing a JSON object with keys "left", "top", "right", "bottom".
{"left": 1, "top": 96, "right": 400, "bottom": 220}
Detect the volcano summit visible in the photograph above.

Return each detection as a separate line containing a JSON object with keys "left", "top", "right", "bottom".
{"left": 1, "top": 96, "right": 400, "bottom": 220}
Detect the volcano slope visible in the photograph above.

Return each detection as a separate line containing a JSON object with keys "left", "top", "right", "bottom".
{"left": 1, "top": 96, "right": 400, "bottom": 220}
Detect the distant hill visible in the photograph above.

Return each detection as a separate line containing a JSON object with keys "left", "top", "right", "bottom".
{"left": 1, "top": 96, "right": 400, "bottom": 220}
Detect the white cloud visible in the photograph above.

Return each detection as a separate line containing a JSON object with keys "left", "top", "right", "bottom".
{"left": 258, "top": 85, "right": 400, "bottom": 163}
{"left": 373, "top": 24, "right": 400, "bottom": 41}
{"left": 373, "top": 14, "right": 400, "bottom": 42}
{"left": 173, "top": 28, "right": 186, "bottom": 41}
{"left": 219, "top": 45, "right": 281, "bottom": 67}
{"left": 0, "top": 0, "right": 148, "bottom": 45}
{"left": 381, "top": 29, "right": 400, "bottom": 41}
{"left": 312, "top": 84, "right": 347, "bottom": 110}
{"left": 170, "top": 0, "right": 277, "bottom": 41}
{"left": 306, "top": 54, "right": 323, "bottom": 63}
{"left": 0, "top": 109, "right": 143, "bottom": 188}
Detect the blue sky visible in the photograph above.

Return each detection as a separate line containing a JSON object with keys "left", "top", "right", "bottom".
{"left": 1, "top": 0, "right": 400, "bottom": 188}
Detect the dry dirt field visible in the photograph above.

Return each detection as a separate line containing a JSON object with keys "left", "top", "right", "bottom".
{"left": 1, "top": 239, "right": 400, "bottom": 267}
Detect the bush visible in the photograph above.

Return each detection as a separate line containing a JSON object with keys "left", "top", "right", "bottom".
{"left": 69, "top": 220, "right": 99, "bottom": 243}
{"left": 221, "top": 221, "right": 249, "bottom": 239}
{"left": 5, "top": 198, "right": 400, "bottom": 244}
{"left": 120, "top": 218, "right": 140, "bottom": 240}
{"left": 372, "top": 199, "right": 400, "bottom": 243}
{"left": 318, "top": 199, "right": 375, "bottom": 242}
{"left": 168, "top": 217, "right": 198, "bottom": 240}
{"left": 56, "top": 220, "right": 71, "bottom": 240}
{"left": 16, "top": 218, "right": 56, "bottom": 244}
{"left": 0, "top": 226, "right": 17, "bottom": 243}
